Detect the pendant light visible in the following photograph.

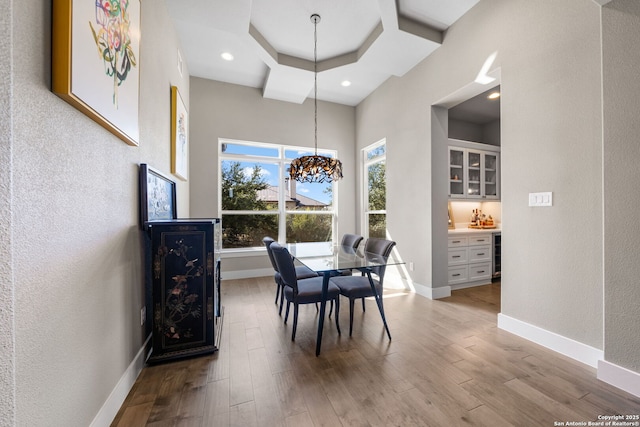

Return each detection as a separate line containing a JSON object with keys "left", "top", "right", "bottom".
{"left": 289, "top": 14, "right": 343, "bottom": 184}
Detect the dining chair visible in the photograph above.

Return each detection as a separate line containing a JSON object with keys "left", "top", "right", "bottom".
{"left": 329, "top": 238, "right": 396, "bottom": 336}
{"left": 270, "top": 242, "right": 341, "bottom": 341}
{"left": 326, "top": 233, "right": 364, "bottom": 318}
{"left": 335, "top": 233, "right": 364, "bottom": 276}
{"left": 341, "top": 233, "right": 364, "bottom": 250}
{"left": 263, "top": 236, "right": 318, "bottom": 315}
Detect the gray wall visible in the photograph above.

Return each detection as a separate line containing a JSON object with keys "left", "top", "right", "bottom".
{"left": 188, "top": 78, "right": 356, "bottom": 275}
{"left": 357, "top": 0, "right": 604, "bottom": 349}
{"left": 1, "top": 0, "right": 15, "bottom": 423}
{"left": 603, "top": 0, "right": 640, "bottom": 372}
{"left": 3, "top": 0, "right": 639, "bottom": 424}
{"left": 448, "top": 118, "right": 501, "bottom": 146}
{"left": 4, "top": 0, "right": 189, "bottom": 425}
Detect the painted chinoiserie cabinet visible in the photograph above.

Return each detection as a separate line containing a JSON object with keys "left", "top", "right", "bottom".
{"left": 145, "top": 219, "right": 222, "bottom": 364}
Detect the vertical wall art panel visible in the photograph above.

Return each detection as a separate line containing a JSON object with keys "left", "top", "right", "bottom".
{"left": 171, "top": 86, "right": 189, "bottom": 180}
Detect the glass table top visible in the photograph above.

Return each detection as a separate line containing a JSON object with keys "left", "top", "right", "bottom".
{"left": 287, "top": 242, "right": 402, "bottom": 273}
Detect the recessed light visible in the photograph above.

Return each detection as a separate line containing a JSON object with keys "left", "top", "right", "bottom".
{"left": 488, "top": 92, "right": 500, "bottom": 100}
{"left": 341, "top": 80, "right": 351, "bottom": 87}
{"left": 221, "top": 52, "right": 234, "bottom": 61}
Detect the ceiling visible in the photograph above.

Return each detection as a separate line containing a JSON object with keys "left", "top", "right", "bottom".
{"left": 448, "top": 86, "right": 501, "bottom": 124}
{"left": 165, "top": 0, "right": 482, "bottom": 106}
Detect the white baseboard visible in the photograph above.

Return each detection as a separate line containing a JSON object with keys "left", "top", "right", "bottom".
{"left": 90, "top": 335, "right": 151, "bottom": 427}
{"left": 222, "top": 268, "right": 273, "bottom": 280}
{"left": 413, "top": 282, "right": 451, "bottom": 300}
{"left": 497, "top": 313, "right": 603, "bottom": 368}
{"left": 450, "top": 279, "right": 492, "bottom": 291}
{"left": 597, "top": 359, "right": 640, "bottom": 398}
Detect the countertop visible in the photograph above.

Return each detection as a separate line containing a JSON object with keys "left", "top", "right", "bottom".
{"left": 448, "top": 226, "right": 501, "bottom": 234}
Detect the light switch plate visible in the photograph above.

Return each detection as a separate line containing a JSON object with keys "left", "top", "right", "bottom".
{"left": 529, "top": 192, "right": 553, "bottom": 207}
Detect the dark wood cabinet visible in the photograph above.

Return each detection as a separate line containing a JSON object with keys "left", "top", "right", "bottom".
{"left": 145, "top": 219, "right": 222, "bottom": 364}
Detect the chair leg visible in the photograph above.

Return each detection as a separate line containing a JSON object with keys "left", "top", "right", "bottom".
{"left": 361, "top": 297, "right": 366, "bottom": 312}
{"left": 318, "top": 300, "right": 335, "bottom": 317}
{"left": 292, "top": 304, "right": 299, "bottom": 341}
{"left": 349, "top": 298, "right": 355, "bottom": 336}
{"left": 279, "top": 286, "right": 285, "bottom": 316}
{"left": 334, "top": 297, "right": 341, "bottom": 335}
{"left": 284, "top": 301, "right": 291, "bottom": 324}
{"left": 275, "top": 282, "right": 280, "bottom": 305}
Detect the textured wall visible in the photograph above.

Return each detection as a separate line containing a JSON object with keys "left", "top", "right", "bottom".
{"left": 10, "top": 0, "right": 188, "bottom": 425}
{"left": 1, "top": 0, "right": 15, "bottom": 424}
{"left": 189, "top": 78, "right": 356, "bottom": 274}
{"left": 603, "top": 0, "right": 640, "bottom": 372}
{"left": 357, "top": 0, "right": 604, "bottom": 348}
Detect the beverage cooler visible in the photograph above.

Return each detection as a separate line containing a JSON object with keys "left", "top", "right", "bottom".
{"left": 145, "top": 219, "right": 222, "bottom": 363}
{"left": 492, "top": 232, "right": 501, "bottom": 279}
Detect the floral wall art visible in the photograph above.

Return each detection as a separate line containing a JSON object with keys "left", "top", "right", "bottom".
{"left": 53, "top": 0, "right": 141, "bottom": 146}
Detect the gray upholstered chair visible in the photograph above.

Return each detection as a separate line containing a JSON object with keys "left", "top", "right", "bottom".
{"left": 270, "top": 242, "right": 341, "bottom": 340}
{"left": 333, "top": 233, "right": 364, "bottom": 277}
{"left": 341, "top": 233, "right": 364, "bottom": 250}
{"left": 263, "top": 236, "right": 318, "bottom": 315}
{"left": 330, "top": 238, "right": 396, "bottom": 336}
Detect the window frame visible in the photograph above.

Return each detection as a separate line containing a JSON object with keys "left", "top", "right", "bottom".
{"left": 219, "top": 138, "right": 338, "bottom": 251}
{"left": 362, "top": 139, "right": 387, "bottom": 239}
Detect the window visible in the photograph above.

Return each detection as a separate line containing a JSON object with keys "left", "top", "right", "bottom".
{"left": 219, "top": 139, "right": 337, "bottom": 249}
{"left": 363, "top": 140, "right": 386, "bottom": 239}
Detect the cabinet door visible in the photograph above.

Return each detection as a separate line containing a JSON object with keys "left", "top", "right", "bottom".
{"left": 466, "top": 150, "right": 482, "bottom": 198}
{"left": 468, "top": 245, "right": 492, "bottom": 263}
{"left": 448, "top": 266, "right": 468, "bottom": 285}
{"left": 468, "top": 262, "right": 492, "bottom": 281}
{"left": 483, "top": 152, "right": 499, "bottom": 199}
{"left": 149, "top": 222, "right": 216, "bottom": 363}
{"left": 448, "top": 248, "right": 468, "bottom": 266}
{"left": 449, "top": 148, "right": 465, "bottom": 198}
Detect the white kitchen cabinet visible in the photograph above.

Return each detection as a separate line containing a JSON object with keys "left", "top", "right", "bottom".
{"left": 448, "top": 140, "right": 500, "bottom": 200}
{"left": 447, "top": 231, "right": 493, "bottom": 289}
{"left": 448, "top": 147, "right": 465, "bottom": 198}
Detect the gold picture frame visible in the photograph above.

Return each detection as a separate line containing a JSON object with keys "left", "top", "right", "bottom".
{"left": 52, "top": 0, "right": 141, "bottom": 146}
{"left": 171, "top": 86, "right": 189, "bottom": 181}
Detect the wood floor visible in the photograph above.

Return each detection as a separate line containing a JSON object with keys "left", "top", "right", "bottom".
{"left": 112, "top": 278, "right": 640, "bottom": 426}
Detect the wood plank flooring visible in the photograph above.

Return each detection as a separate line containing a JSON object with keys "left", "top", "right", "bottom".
{"left": 111, "top": 278, "right": 640, "bottom": 426}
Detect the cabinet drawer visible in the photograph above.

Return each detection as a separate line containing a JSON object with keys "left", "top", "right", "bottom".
{"left": 468, "top": 245, "right": 491, "bottom": 263}
{"left": 448, "top": 236, "right": 468, "bottom": 248}
{"left": 468, "top": 234, "right": 492, "bottom": 246}
{"left": 448, "top": 248, "right": 468, "bottom": 266}
{"left": 468, "top": 262, "right": 492, "bottom": 281}
{"left": 448, "top": 265, "right": 468, "bottom": 284}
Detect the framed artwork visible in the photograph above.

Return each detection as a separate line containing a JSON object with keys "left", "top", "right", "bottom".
{"left": 52, "top": 0, "right": 141, "bottom": 146}
{"left": 139, "top": 164, "right": 178, "bottom": 227}
{"left": 171, "top": 86, "right": 189, "bottom": 180}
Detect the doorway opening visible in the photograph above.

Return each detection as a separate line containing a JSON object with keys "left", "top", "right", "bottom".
{"left": 430, "top": 72, "right": 502, "bottom": 305}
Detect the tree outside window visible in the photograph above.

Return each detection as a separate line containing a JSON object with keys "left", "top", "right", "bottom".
{"left": 221, "top": 161, "right": 278, "bottom": 248}
{"left": 219, "top": 140, "right": 337, "bottom": 249}
{"left": 364, "top": 141, "right": 386, "bottom": 239}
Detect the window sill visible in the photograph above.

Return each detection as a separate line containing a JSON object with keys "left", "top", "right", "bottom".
{"left": 221, "top": 247, "right": 267, "bottom": 258}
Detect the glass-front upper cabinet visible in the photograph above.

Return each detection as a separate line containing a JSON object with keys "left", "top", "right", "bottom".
{"left": 483, "top": 152, "right": 499, "bottom": 199}
{"left": 448, "top": 140, "right": 500, "bottom": 200}
{"left": 449, "top": 147, "right": 465, "bottom": 198}
{"left": 467, "top": 150, "right": 482, "bottom": 198}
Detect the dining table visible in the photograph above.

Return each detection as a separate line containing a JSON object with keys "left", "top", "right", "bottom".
{"left": 287, "top": 241, "right": 403, "bottom": 356}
